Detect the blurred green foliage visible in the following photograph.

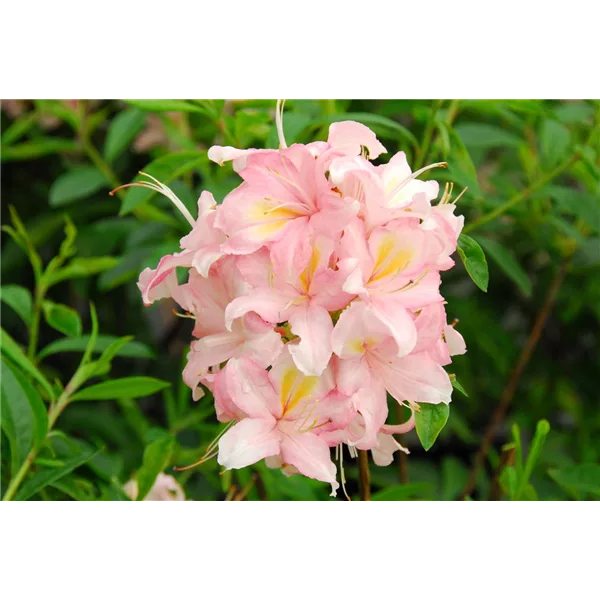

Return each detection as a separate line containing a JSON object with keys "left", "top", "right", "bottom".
{"left": 1, "top": 99, "right": 599, "bottom": 501}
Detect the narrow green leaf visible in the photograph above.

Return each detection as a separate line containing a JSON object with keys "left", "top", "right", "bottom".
{"left": 123, "top": 100, "right": 210, "bottom": 114}
{"left": 42, "top": 301, "right": 82, "bottom": 337}
{"left": 457, "top": 234, "right": 489, "bottom": 292}
{"left": 449, "top": 375, "right": 469, "bottom": 397}
{"left": 71, "top": 377, "right": 171, "bottom": 401}
{"left": 548, "top": 464, "right": 600, "bottom": 496}
{"left": 49, "top": 476, "right": 96, "bottom": 501}
{"left": 1, "top": 358, "right": 34, "bottom": 474}
{"left": 515, "top": 419, "right": 550, "bottom": 500}
{"left": 414, "top": 403, "right": 450, "bottom": 451}
{"left": 49, "top": 167, "right": 108, "bottom": 207}
{"left": 14, "top": 448, "right": 100, "bottom": 501}
{"left": 453, "top": 123, "right": 523, "bottom": 150}
{"left": 119, "top": 152, "right": 206, "bottom": 215}
{"left": 0, "top": 285, "right": 33, "bottom": 326}
{"left": 6, "top": 360, "right": 48, "bottom": 451}
{"left": 511, "top": 423, "right": 524, "bottom": 479}
{"left": 1, "top": 111, "right": 39, "bottom": 146}
{"left": 1, "top": 139, "right": 79, "bottom": 161}
{"left": 0, "top": 328, "right": 55, "bottom": 400}
{"left": 104, "top": 108, "right": 147, "bottom": 162}
{"left": 93, "top": 336, "right": 135, "bottom": 376}
{"left": 135, "top": 436, "right": 175, "bottom": 500}
{"left": 37, "top": 334, "right": 155, "bottom": 361}
{"left": 500, "top": 465, "right": 518, "bottom": 499}
{"left": 540, "top": 119, "right": 571, "bottom": 169}
{"left": 476, "top": 237, "right": 532, "bottom": 297}
{"left": 45, "top": 257, "right": 119, "bottom": 287}
{"left": 371, "top": 483, "right": 434, "bottom": 501}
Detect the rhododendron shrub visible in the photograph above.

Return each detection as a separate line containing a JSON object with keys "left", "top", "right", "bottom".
{"left": 132, "top": 106, "right": 467, "bottom": 497}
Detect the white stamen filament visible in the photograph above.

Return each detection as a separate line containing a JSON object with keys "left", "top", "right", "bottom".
{"left": 276, "top": 99, "right": 287, "bottom": 149}
{"left": 339, "top": 444, "right": 351, "bottom": 501}
{"left": 110, "top": 171, "right": 196, "bottom": 228}
{"left": 452, "top": 186, "right": 468, "bottom": 204}
{"left": 388, "top": 161, "right": 447, "bottom": 203}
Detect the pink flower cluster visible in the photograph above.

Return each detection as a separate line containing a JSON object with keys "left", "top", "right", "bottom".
{"left": 136, "top": 116, "right": 466, "bottom": 496}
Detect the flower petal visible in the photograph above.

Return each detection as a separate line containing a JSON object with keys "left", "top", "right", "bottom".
{"left": 225, "top": 357, "right": 280, "bottom": 419}
{"left": 288, "top": 302, "right": 333, "bottom": 376}
{"left": 328, "top": 121, "right": 387, "bottom": 159}
{"left": 280, "top": 432, "right": 339, "bottom": 495}
{"left": 217, "top": 417, "right": 280, "bottom": 470}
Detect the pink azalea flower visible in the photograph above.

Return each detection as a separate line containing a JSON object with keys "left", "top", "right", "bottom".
{"left": 337, "top": 217, "right": 444, "bottom": 356}
{"left": 216, "top": 348, "right": 340, "bottom": 496}
{"left": 332, "top": 301, "right": 453, "bottom": 407}
{"left": 224, "top": 234, "right": 351, "bottom": 376}
{"left": 172, "top": 258, "right": 283, "bottom": 400}
{"left": 124, "top": 473, "right": 186, "bottom": 501}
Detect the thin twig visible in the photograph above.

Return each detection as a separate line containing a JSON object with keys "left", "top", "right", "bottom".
{"left": 358, "top": 450, "right": 371, "bottom": 501}
{"left": 462, "top": 260, "right": 570, "bottom": 499}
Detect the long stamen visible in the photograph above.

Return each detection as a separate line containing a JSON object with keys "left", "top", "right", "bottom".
{"left": 339, "top": 444, "right": 351, "bottom": 501}
{"left": 388, "top": 161, "right": 447, "bottom": 201}
{"left": 110, "top": 171, "right": 196, "bottom": 228}
{"left": 204, "top": 420, "right": 236, "bottom": 455}
{"left": 452, "top": 186, "right": 468, "bottom": 204}
{"left": 173, "top": 448, "right": 219, "bottom": 471}
{"left": 276, "top": 99, "right": 287, "bottom": 149}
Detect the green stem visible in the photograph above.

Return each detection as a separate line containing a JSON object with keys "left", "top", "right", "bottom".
{"left": 463, "top": 151, "right": 581, "bottom": 234}
{"left": 27, "top": 291, "right": 43, "bottom": 360}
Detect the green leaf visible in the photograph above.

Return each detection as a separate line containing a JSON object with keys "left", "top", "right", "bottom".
{"left": 476, "top": 237, "right": 532, "bottom": 297}
{"left": 1, "top": 111, "right": 39, "bottom": 146}
{"left": 42, "top": 301, "right": 82, "bottom": 337}
{"left": 445, "top": 128, "right": 482, "bottom": 198}
{"left": 37, "top": 334, "right": 155, "bottom": 361}
{"left": 0, "top": 328, "right": 55, "bottom": 400}
{"left": 93, "top": 336, "right": 135, "bottom": 376}
{"left": 49, "top": 167, "right": 108, "bottom": 207}
{"left": 14, "top": 448, "right": 100, "bottom": 501}
{"left": 540, "top": 119, "right": 571, "bottom": 169}
{"left": 414, "top": 402, "right": 450, "bottom": 451}
{"left": 457, "top": 234, "right": 489, "bottom": 292}
{"left": 316, "top": 112, "right": 418, "bottom": 149}
{"left": 49, "top": 476, "right": 96, "bottom": 501}
{"left": 71, "top": 376, "right": 171, "bottom": 401}
{"left": 104, "top": 108, "right": 147, "bottom": 163}
{"left": 0, "top": 357, "right": 49, "bottom": 489}
{"left": 1, "top": 139, "right": 79, "bottom": 161}
{"left": 515, "top": 419, "right": 550, "bottom": 500}
{"left": 123, "top": 100, "right": 211, "bottom": 114}
{"left": 500, "top": 465, "right": 518, "bottom": 499}
{"left": 548, "top": 464, "right": 600, "bottom": 497}
{"left": 45, "top": 256, "right": 119, "bottom": 287}
{"left": 371, "top": 483, "right": 434, "bottom": 501}
{"left": 546, "top": 185, "right": 600, "bottom": 233}
{"left": 450, "top": 375, "right": 469, "bottom": 397}
{"left": 0, "top": 285, "right": 33, "bottom": 326}
{"left": 135, "top": 436, "right": 175, "bottom": 500}
{"left": 119, "top": 151, "right": 206, "bottom": 215}
{"left": 454, "top": 123, "right": 523, "bottom": 150}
